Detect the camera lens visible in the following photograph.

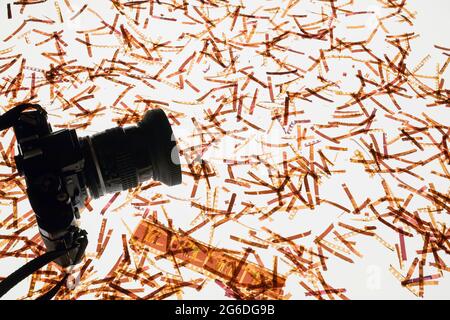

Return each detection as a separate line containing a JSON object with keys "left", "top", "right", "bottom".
{"left": 80, "top": 109, "right": 182, "bottom": 198}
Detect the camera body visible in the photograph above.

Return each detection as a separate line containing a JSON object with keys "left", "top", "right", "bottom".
{"left": 14, "top": 109, "right": 89, "bottom": 267}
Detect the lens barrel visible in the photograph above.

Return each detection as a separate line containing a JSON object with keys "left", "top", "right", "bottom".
{"left": 81, "top": 109, "right": 182, "bottom": 198}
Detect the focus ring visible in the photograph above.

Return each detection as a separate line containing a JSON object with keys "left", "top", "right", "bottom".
{"left": 115, "top": 150, "right": 138, "bottom": 190}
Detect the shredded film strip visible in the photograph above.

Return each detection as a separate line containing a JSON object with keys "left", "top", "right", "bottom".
{"left": 0, "top": 0, "right": 449, "bottom": 299}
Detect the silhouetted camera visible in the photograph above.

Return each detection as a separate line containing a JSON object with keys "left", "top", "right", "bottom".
{"left": 11, "top": 104, "right": 181, "bottom": 267}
